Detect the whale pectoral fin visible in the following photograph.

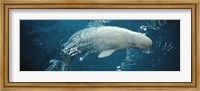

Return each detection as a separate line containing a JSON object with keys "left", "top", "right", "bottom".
{"left": 98, "top": 49, "right": 116, "bottom": 58}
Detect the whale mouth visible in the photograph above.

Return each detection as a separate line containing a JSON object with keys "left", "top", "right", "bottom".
{"left": 137, "top": 43, "right": 152, "bottom": 49}
{"left": 139, "top": 46, "right": 150, "bottom": 50}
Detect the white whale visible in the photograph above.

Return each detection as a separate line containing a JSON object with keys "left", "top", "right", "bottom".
{"left": 46, "top": 26, "right": 153, "bottom": 71}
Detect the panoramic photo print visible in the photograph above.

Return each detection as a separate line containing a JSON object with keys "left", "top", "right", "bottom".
{"left": 20, "top": 20, "right": 180, "bottom": 71}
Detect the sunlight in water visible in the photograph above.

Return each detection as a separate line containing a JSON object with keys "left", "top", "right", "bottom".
{"left": 87, "top": 20, "right": 111, "bottom": 27}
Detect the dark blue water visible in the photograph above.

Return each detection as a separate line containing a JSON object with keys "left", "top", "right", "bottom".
{"left": 20, "top": 20, "right": 180, "bottom": 71}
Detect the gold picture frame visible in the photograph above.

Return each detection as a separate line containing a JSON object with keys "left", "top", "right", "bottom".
{"left": 0, "top": 0, "right": 199, "bottom": 91}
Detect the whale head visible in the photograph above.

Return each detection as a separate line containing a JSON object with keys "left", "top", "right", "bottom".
{"left": 129, "top": 32, "right": 152, "bottom": 50}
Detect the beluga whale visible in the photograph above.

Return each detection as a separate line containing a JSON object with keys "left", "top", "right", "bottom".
{"left": 45, "top": 26, "right": 153, "bottom": 71}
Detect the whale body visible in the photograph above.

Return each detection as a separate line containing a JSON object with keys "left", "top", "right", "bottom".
{"left": 46, "top": 26, "right": 153, "bottom": 71}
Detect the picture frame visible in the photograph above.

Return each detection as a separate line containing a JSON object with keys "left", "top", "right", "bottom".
{"left": 0, "top": 0, "right": 199, "bottom": 91}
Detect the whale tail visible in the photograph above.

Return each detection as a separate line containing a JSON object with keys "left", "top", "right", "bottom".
{"left": 45, "top": 55, "right": 71, "bottom": 71}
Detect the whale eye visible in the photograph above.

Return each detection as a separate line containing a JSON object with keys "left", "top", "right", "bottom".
{"left": 130, "top": 43, "right": 136, "bottom": 47}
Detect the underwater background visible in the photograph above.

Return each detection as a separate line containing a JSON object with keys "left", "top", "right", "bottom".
{"left": 20, "top": 20, "right": 180, "bottom": 71}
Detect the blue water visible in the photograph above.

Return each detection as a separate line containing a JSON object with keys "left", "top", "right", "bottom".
{"left": 20, "top": 20, "right": 180, "bottom": 71}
